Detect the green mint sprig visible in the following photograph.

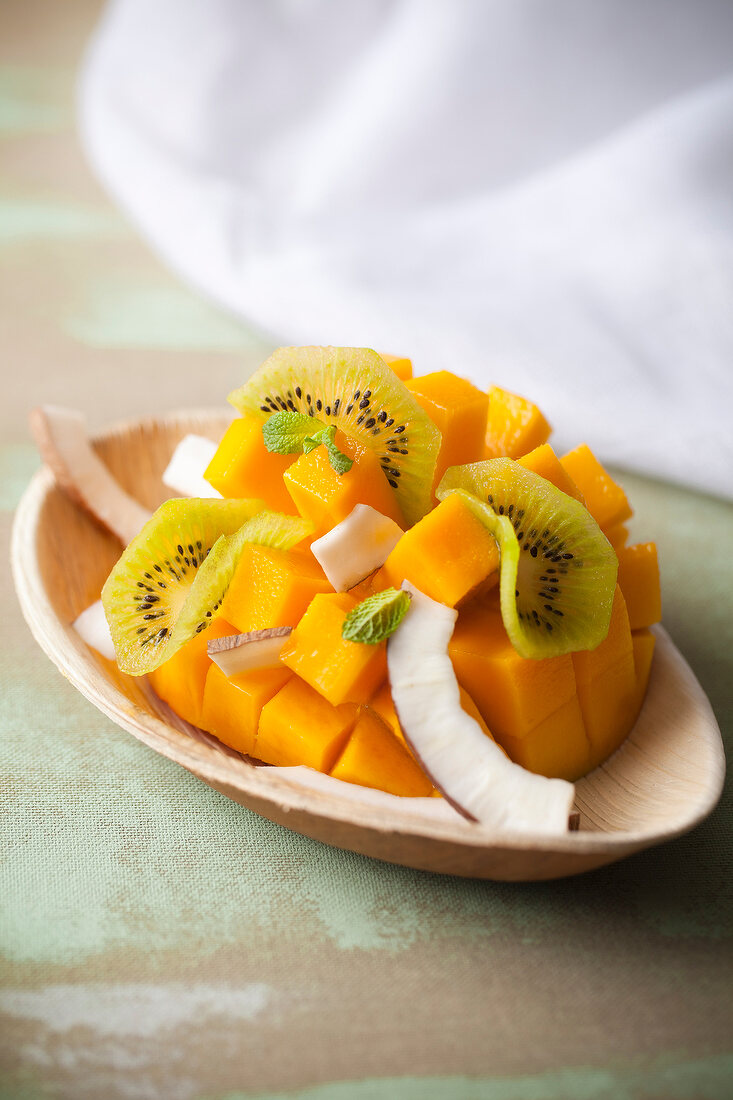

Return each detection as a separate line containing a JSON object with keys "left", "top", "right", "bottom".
{"left": 261, "top": 411, "right": 353, "bottom": 474}
{"left": 341, "top": 587, "right": 412, "bottom": 645}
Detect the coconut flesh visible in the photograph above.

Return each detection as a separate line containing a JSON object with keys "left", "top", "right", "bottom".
{"left": 72, "top": 599, "right": 116, "bottom": 660}
{"left": 387, "top": 582, "right": 575, "bottom": 834}
{"left": 161, "top": 434, "right": 221, "bottom": 499}
{"left": 29, "top": 405, "right": 151, "bottom": 545}
{"left": 207, "top": 627, "right": 292, "bottom": 678}
{"left": 310, "top": 503, "right": 403, "bottom": 592}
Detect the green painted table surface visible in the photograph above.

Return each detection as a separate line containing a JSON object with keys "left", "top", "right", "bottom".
{"left": 1, "top": 3, "right": 731, "bottom": 1098}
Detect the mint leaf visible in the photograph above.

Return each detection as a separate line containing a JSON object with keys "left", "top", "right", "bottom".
{"left": 262, "top": 410, "right": 324, "bottom": 455}
{"left": 303, "top": 424, "right": 353, "bottom": 475}
{"left": 342, "top": 587, "right": 412, "bottom": 645}
{"left": 262, "top": 413, "right": 353, "bottom": 474}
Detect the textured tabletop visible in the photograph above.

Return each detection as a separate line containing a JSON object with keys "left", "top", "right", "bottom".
{"left": 1, "top": 3, "right": 731, "bottom": 1099}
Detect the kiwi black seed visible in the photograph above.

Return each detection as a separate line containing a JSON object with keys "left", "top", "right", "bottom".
{"left": 437, "top": 461, "right": 618, "bottom": 658}
{"left": 228, "top": 347, "right": 441, "bottom": 526}
{"left": 101, "top": 498, "right": 266, "bottom": 675}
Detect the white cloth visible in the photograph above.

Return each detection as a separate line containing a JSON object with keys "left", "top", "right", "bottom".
{"left": 79, "top": 0, "right": 733, "bottom": 499}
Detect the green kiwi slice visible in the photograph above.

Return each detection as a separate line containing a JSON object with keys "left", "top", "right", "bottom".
{"left": 228, "top": 346, "right": 441, "bottom": 526}
{"left": 102, "top": 499, "right": 312, "bottom": 675}
{"left": 437, "top": 461, "right": 618, "bottom": 658}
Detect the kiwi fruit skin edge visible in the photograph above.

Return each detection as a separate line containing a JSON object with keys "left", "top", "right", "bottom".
{"left": 228, "top": 346, "right": 441, "bottom": 527}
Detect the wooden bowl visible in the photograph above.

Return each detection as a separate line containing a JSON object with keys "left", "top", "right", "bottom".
{"left": 11, "top": 411, "right": 726, "bottom": 881}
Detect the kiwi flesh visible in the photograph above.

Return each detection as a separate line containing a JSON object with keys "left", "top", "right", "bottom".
{"left": 102, "top": 499, "right": 311, "bottom": 675}
{"left": 437, "top": 461, "right": 618, "bottom": 659}
{"left": 228, "top": 347, "right": 441, "bottom": 526}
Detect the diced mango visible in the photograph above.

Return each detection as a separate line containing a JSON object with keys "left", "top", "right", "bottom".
{"left": 280, "top": 592, "right": 387, "bottom": 707}
{"left": 617, "top": 542, "right": 662, "bottom": 630}
{"left": 284, "top": 430, "right": 404, "bottom": 536}
{"left": 220, "top": 545, "right": 332, "bottom": 634}
{"left": 256, "top": 676, "right": 357, "bottom": 771}
{"left": 405, "top": 371, "right": 489, "bottom": 494}
{"left": 374, "top": 493, "right": 499, "bottom": 607}
{"left": 484, "top": 386, "right": 551, "bottom": 459}
{"left": 604, "top": 522, "right": 630, "bottom": 549}
{"left": 379, "top": 353, "right": 413, "bottom": 381}
{"left": 201, "top": 663, "right": 292, "bottom": 756}
{"left": 560, "top": 444, "right": 632, "bottom": 531}
{"left": 449, "top": 596, "right": 579, "bottom": 736}
{"left": 518, "top": 444, "right": 583, "bottom": 501}
{"left": 572, "top": 587, "right": 637, "bottom": 769}
{"left": 632, "top": 628, "right": 656, "bottom": 711}
{"left": 204, "top": 417, "right": 297, "bottom": 513}
{"left": 148, "top": 617, "right": 238, "bottom": 727}
{"left": 497, "top": 696, "right": 591, "bottom": 782}
{"left": 330, "top": 707, "right": 433, "bottom": 796}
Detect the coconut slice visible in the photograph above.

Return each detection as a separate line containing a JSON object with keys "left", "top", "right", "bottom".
{"left": 72, "top": 599, "right": 116, "bottom": 660}
{"left": 207, "top": 627, "right": 292, "bottom": 678}
{"left": 310, "top": 504, "right": 403, "bottom": 592}
{"left": 30, "top": 405, "right": 151, "bottom": 545}
{"left": 387, "top": 582, "right": 575, "bottom": 834}
{"left": 161, "top": 434, "right": 221, "bottom": 499}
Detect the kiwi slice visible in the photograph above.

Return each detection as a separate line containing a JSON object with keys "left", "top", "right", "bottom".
{"left": 228, "top": 346, "right": 441, "bottom": 526}
{"left": 102, "top": 499, "right": 312, "bottom": 675}
{"left": 437, "top": 461, "right": 618, "bottom": 658}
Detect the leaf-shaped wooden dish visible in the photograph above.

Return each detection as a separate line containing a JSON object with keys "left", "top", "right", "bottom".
{"left": 11, "top": 411, "right": 726, "bottom": 881}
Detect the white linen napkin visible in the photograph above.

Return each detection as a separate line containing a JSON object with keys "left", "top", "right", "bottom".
{"left": 79, "top": 0, "right": 733, "bottom": 499}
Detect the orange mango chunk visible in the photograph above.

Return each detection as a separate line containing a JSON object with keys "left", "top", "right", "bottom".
{"left": 374, "top": 493, "right": 499, "bottom": 608}
{"left": 484, "top": 386, "right": 551, "bottom": 459}
{"left": 280, "top": 592, "right": 387, "bottom": 707}
{"left": 449, "top": 597, "right": 578, "bottom": 735}
{"left": 221, "top": 545, "right": 332, "bottom": 635}
{"left": 572, "top": 587, "right": 637, "bottom": 769}
{"left": 148, "top": 617, "right": 238, "bottom": 727}
{"left": 604, "top": 522, "right": 630, "bottom": 549}
{"left": 256, "top": 676, "right": 357, "bottom": 771}
{"left": 201, "top": 663, "right": 291, "bottom": 756}
{"left": 204, "top": 417, "right": 297, "bottom": 513}
{"left": 518, "top": 444, "right": 583, "bottom": 501}
{"left": 284, "top": 430, "right": 404, "bottom": 536}
{"left": 448, "top": 596, "right": 590, "bottom": 780}
{"left": 330, "top": 707, "right": 433, "bottom": 796}
{"left": 632, "top": 628, "right": 656, "bottom": 713}
{"left": 379, "top": 353, "right": 413, "bottom": 381}
{"left": 405, "top": 371, "right": 489, "bottom": 493}
{"left": 560, "top": 444, "right": 632, "bottom": 531}
{"left": 616, "top": 542, "right": 662, "bottom": 630}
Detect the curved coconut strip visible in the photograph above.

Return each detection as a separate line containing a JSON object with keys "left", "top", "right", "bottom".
{"left": 72, "top": 599, "right": 116, "bottom": 660}
{"left": 310, "top": 503, "right": 403, "bottom": 592}
{"left": 161, "top": 434, "right": 221, "bottom": 499}
{"left": 387, "top": 582, "right": 575, "bottom": 834}
{"left": 30, "top": 405, "right": 151, "bottom": 545}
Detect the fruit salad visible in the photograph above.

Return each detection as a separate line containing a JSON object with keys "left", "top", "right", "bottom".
{"left": 72, "top": 347, "right": 661, "bottom": 833}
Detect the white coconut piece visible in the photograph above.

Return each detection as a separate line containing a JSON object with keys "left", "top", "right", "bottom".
{"left": 161, "top": 434, "right": 221, "bottom": 498}
{"left": 207, "top": 627, "right": 292, "bottom": 678}
{"left": 72, "top": 599, "right": 116, "bottom": 660}
{"left": 387, "top": 582, "right": 576, "bottom": 835}
{"left": 310, "top": 504, "right": 403, "bottom": 592}
{"left": 29, "top": 405, "right": 151, "bottom": 545}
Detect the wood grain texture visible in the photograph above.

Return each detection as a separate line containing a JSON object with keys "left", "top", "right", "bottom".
{"left": 11, "top": 412, "right": 726, "bottom": 881}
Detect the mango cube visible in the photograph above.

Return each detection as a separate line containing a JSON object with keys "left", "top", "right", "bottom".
{"left": 204, "top": 417, "right": 297, "bottom": 512}
{"left": 379, "top": 353, "right": 413, "bottom": 381}
{"left": 280, "top": 592, "right": 387, "bottom": 706}
{"left": 330, "top": 707, "right": 433, "bottom": 796}
{"left": 405, "top": 371, "right": 488, "bottom": 493}
{"left": 284, "top": 430, "right": 404, "bottom": 535}
{"left": 518, "top": 443, "right": 583, "bottom": 501}
{"left": 148, "top": 617, "right": 238, "bottom": 727}
{"left": 201, "top": 663, "right": 292, "bottom": 756}
{"left": 484, "top": 386, "right": 551, "bottom": 459}
{"left": 256, "top": 676, "right": 357, "bottom": 771}
{"left": 616, "top": 542, "right": 661, "bottom": 630}
{"left": 220, "top": 545, "right": 332, "bottom": 634}
{"left": 375, "top": 493, "right": 499, "bottom": 607}
{"left": 560, "top": 444, "right": 632, "bottom": 531}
